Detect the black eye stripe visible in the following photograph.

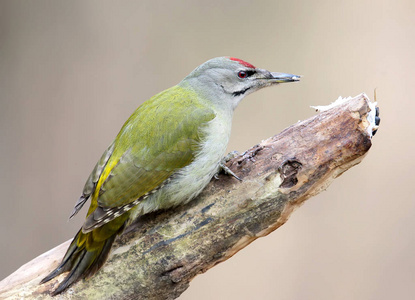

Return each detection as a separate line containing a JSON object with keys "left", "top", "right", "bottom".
{"left": 246, "top": 70, "right": 255, "bottom": 77}
{"left": 238, "top": 70, "right": 255, "bottom": 79}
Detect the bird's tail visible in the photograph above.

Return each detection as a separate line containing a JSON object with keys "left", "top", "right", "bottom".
{"left": 40, "top": 220, "right": 126, "bottom": 295}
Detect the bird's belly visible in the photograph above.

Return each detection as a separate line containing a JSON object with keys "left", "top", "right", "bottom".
{"left": 130, "top": 115, "right": 231, "bottom": 219}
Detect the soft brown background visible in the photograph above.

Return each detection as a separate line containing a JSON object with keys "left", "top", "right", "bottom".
{"left": 1, "top": 1, "right": 413, "bottom": 299}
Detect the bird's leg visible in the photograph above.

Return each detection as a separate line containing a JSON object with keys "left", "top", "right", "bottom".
{"left": 215, "top": 151, "right": 242, "bottom": 181}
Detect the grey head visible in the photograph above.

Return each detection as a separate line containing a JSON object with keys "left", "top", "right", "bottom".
{"left": 179, "top": 56, "right": 300, "bottom": 110}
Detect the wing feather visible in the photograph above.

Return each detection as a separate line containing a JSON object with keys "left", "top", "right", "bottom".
{"left": 70, "top": 142, "right": 115, "bottom": 218}
{"left": 77, "top": 86, "right": 215, "bottom": 231}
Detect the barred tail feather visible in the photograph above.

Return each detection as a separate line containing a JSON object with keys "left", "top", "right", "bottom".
{"left": 40, "top": 223, "right": 125, "bottom": 295}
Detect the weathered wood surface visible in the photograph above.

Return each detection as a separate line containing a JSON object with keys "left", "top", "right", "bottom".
{"left": 0, "top": 94, "right": 377, "bottom": 300}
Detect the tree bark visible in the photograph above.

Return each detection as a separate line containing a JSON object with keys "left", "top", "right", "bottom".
{"left": 0, "top": 94, "right": 378, "bottom": 300}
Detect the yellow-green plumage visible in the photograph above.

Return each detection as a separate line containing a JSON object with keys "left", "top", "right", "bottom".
{"left": 41, "top": 85, "right": 215, "bottom": 294}
{"left": 95, "top": 86, "right": 214, "bottom": 209}
{"left": 40, "top": 57, "right": 300, "bottom": 295}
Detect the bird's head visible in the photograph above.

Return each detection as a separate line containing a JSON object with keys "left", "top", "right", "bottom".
{"left": 180, "top": 57, "right": 300, "bottom": 110}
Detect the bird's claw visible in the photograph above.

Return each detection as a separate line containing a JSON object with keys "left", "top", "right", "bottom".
{"left": 219, "top": 162, "right": 242, "bottom": 181}
{"left": 215, "top": 151, "right": 242, "bottom": 181}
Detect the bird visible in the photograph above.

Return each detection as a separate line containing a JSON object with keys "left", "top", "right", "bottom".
{"left": 40, "top": 56, "right": 300, "bottom": 295}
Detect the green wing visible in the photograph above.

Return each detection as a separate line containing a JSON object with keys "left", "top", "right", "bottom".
{"left": 69, "top": 142, "right": 115, "bottom": 219}
{"left": 79, "top": 86, "right": 215, "bottom": 231}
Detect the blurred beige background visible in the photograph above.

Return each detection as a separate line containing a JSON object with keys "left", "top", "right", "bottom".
{"left": 1, "top": 0, "right": 414, "bottom": 299}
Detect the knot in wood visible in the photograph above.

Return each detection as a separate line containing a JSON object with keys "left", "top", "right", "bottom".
{"left": 279, "top": 159, "right": 302, "bottom": 188}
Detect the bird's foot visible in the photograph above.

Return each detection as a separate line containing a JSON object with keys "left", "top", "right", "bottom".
{"left": 215, "top": 151, "right": 242, "bottom": 181}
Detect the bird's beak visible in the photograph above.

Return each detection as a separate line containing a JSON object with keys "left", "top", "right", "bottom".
{"left": 269, "top": 72, "right": 301, "bottom": 83}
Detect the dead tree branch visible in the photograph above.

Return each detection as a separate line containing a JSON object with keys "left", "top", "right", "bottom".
{"left": 0, "top": 94, "right": 378, "bottom": 300}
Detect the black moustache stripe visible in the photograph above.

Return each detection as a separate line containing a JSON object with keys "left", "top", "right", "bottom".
{"left": 232, "top": 87, "right": 251, "bottom": 97}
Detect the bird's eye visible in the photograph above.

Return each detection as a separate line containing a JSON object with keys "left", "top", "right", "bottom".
{"left": 238, "top": 71, "right": 247, "bottom": 79}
